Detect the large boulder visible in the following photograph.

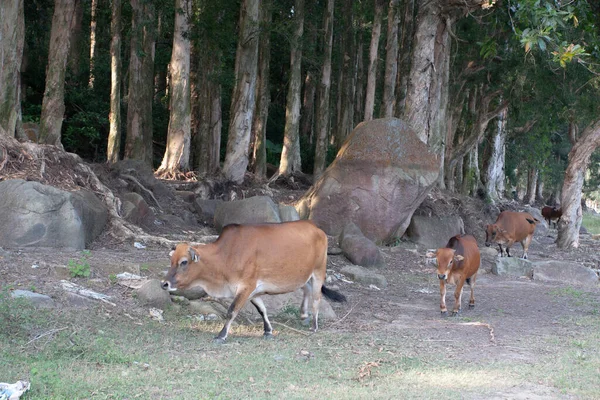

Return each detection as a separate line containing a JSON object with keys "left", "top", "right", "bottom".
{"left": 121, "top": 192, "right": 155, "bottom": 227}
{"left": 194, "top": 198, "right": 224, "bottom": 223}
{"left": 214, "top": 196, "right": 281, "bottom": 232}
{"left": 296, "top": 118, "right": 439, "bottom": 243}
{"left": 339, "top": 223, "right": 385, "bottom": 267}
{"left": 532, "top": 261, "right": 598, "bottom": 286}
{"left": 491, "top": 257, "right": 533, "bottom": 277}
{"left": 405, "top": 215, "right": 465, "bottom": 249}
{"left": 0, "top": 179, "right": 108, "bottom": 249}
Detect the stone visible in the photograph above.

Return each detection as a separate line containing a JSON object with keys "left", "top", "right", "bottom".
{"left": 242, "top": 291, "right": 338, "bottom": 320}
{"left": 136, "top": 279, "right": 172, "bottom": 308}
{"left": 121, "top": 192, "right": 155, "bottom": 227}
{"left": 189, "top": 300, "right": 227, "bottom": 318}
{"left": 278, "top": 204, "right": 300, "bottom": 222}
{"left": 171, "top": 286, "right": 208, "bottom": 300}
{"left": 405, "top": 215, "right": 465, "bottom": 249}
{"left": 194, "top": 199, "right": 224, "bottom": 223}
{"left": 339, "top": 223, "right": 385, "bottom": 267}
{"left": 176, "top": 191, "right": 196, "bottom": 203}
{"left": 0, "top": 180, "right": 108, "bottom": 249}
{"left": 340, "top": 265, "right": 388, "bottom": 288}
{"left": 296, "top": 118, "right": 439, "bottom": 243}
{"left": 11, "top": 290, "right": 55, "bottom": 308}
{"left": 214, "top": 196, "right": 281, "bottom": 232}
{"left": 532, "top": 261, "right": 598, "bottom": 286}
{"left": 491, "top": 257, "right": 533, "bottom": 277}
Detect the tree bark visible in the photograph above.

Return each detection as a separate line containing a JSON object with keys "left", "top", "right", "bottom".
{"left": 125, "top": 0, "right": 155, "bottom": 166}
{"left": 313, "top": 0, "right": 334, "bottom": 179}
{"left": 381, "top": 0, "right": 400, "bottom": 118}
{"left": 222, "top": 0, "right": 259, "bottom": 183}
{"left": 249, "top": 0, "right": 272, "bottom": 179}
{"left": 557, "top": 119, "right": 600, "bottom": 248}
{"left": 525, "top": 167, "right": 537, "bottom": 205}
{"left": 301, "top": 70, "right": 316, "bottom": 143}
{"left": 0, "top": 0, "right": 24, "bottom": 138}
{"left": 353, "top": 39, "right": 365, "bottom": 126}
{"left": 334, "top": 0, "right": 355, "bottom": 147}
{"left": 39, "top": 0, "right": 79, "bottom": 148}
{"left": 535, "top": 178, "right": 544, "bottom": 203}
{"left": 157, "top": 0, "right": 192, "bottom": 176}
{"left": 395, "top": 0, "right": 415, "bottom": 114}
{"left": 107, "top": 0, "right": 122, "bottom": 164}
{"left": 279, "top": 0, "right": 304, "bottom": 176}
{"left": 89, "top": 0, "right": 98, "bottom": 88}
{"left": 484, "top": 107, "right": 507, "bottom": 201}
{"left": 364, "top": 0, "right": 384, "bottom": 122}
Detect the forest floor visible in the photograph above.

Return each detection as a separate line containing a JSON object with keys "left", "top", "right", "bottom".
{"left": 1, "top": 177, "right": 600, "bottom": 399}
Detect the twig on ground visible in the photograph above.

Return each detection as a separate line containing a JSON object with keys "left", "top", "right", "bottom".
{"left": 331, "top": 301, "right": 359, "bottom": 326}
{"left": 23, "top": 326, "right": 68, "bottom": 347}
{"left": 272, "top": 321, "right": 312, "bottom": 336}
{"left": 459, "top": 321, "right": 496, "bottom": 344}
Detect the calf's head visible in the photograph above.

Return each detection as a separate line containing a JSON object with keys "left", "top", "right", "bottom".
{"left": 426, "top": 249, "right": 464, "bottom": 280}
{"left": 484, "top": 223, "right": 508, "bottom": 246}
{"left": 162, "top": 243, "right": 201, "bottom": 291}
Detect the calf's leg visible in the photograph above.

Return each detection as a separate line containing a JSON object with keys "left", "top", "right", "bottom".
{"left": 439, "top": 280, "right": 447, "bottom": 316}
{"left": 521, "top": 234, "right": 533, "bottom": 259}
{"left": 251, "top": 297, "right": 273, "bottom": 339}
{"left": 452, "top": 280, "right": 466, "bottom": 316}
{"left": 215, "top": 287, "right": 252, "bottom": 343}
{"left": 300, "top": 283, "right": 312, "bottom": 325}
{"left": 467, "top": 275, "right": 476, "bottom": 309}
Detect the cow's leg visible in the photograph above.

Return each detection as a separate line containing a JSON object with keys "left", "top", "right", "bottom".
{"left": 522, "top": 234, "right": 533, "bottom": 259}
{"left": 309, "top": 276, "right": 323, "bottom": 332}
{"left": 439, "top": 280, "right": 447, "bottom": 316}
{"left": 251, "top": 297, "right": 273, "bottom": 339}
{"left": 467, "top": 275, "right": 476, "bottom": 309}
{"left": 452, "top": 280, "right": 466, "bottom": 316}
{"left": 497, "top": 244, "right": 505, "bottom": 257}
{"left": 215, "top": 288, "right": 252, "bottom": 343}
{"left": 300, "top": 282, "right": 312, "bottom": 325}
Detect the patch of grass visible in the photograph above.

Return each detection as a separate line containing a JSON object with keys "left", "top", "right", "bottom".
{"left": 582, "top": 212, "right": 600, "bottom": 234}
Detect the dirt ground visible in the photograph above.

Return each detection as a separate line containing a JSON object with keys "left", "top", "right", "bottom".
{"left": 1, "top": 162, "right": 600, "bottom": 398}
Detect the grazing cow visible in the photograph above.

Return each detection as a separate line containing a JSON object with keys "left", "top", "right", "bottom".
{"left": 426, "top": 235, "right": 481, "bottom": 316}
{"left": 162, "top": 221, "right": 346, "bottom": 343}
{"left": 485, "top": 211, "right": 538, "bottom": 259}
{"left": 541, "top": 206, "right": 562, "bottom": 228}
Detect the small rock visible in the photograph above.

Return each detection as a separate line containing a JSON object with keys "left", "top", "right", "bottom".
{"left": 327, "top": 247, "right": 343, "bottom": 255}
{"left": 491, "top": 257, "right": 533, "bottom": 277}
{"left": 340, "top": 265, "right": 388, "bottom": 288}
{"left": 11, "top": 289, "right": 55, "bottom": 308}
{"left": 136, "top": 279, "right": 171, "bottom": 308}
{"left": 149, "top": 308, "right": 164, "bottom": 322}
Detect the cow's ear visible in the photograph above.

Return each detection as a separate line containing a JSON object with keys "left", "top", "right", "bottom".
{"left": 454, "top": 254, "right": 464, "bottom": 262}
{"left": 169, "top": 250, "right": 175, "bottom": 257}
{"left": 425, "top": 251, "right": 437, "bottom": 258}
{"left": 189, "top": 248, "right": 200, "bottom": 263}
{"left": 497, "top": 227, "right": 507, "bottom": 234}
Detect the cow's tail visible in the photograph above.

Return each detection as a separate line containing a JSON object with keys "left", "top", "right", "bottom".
{"left": 321, "top": 286, "right": 347, "bottom": 302}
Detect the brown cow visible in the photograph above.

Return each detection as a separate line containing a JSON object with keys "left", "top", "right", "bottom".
{"left": 162, "top": 221, "right": 346, "bottom": 343}
{"left": 541, "top": 206, "right": 562, "bottom": 228}
{"left": 426, "top": 235, "right": 481, "bottom": 316}
{"left": 485, "top": 211, "right": 538, "bottom": 259}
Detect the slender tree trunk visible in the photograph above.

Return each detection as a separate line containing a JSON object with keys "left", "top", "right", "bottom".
{"left": 0, "top": 0, "right": 24, "bottom": 138}
{"left": 157, "top": 0, "right": 192, "bottom": 176}
{"left": 222, "top": 0, "right": 259, "bottom": 183}
{"left": 68, "top": 0, "right": 83, "bottom": 74}
{"left": 484, "top": 107, "right": 507, "bottom": 201}
{"left": 107, "top": 0, "right": 122, "bottom": 163}
{"left": 334, "top": 0, "right": 355, "bottom": 147}
{"left": 279, "top": 0, "right": 304, "bottom": 176}
{"left": 364, "top": 0, "right": 384, "bottom": 122}
{"left": 313, "top": 0, "right": 334, "bottom": 179}
{"left": 395, "top": 0, "right": 415, "bottom": 114}
{"left": 353, "top": 39, "right": 365, "bottom": 126}
{"left": 249, "top": 0, "right": 272, "bottom": 179}
{"left": 39, "top": 0, "right": 79, "bottom": 148}
{"left": 381, "top": 0, "right": 399, "bottom": 118}
{"left": 557, "top": 120, "right": 600, "bottom": 248}
{"left": 301, "top": 71, "right": 316, "bottom": 143}
{"left": 124, "top": 0, "right": 155, "bottom": 165}
{"left": 525, "top": 167, "right": 537, "bottom": 205}
{"left": 89, "top": 0, "right": 98, "bottom": 88}
{"left": 536, "top": 178, "right": 544, "bottom": 203}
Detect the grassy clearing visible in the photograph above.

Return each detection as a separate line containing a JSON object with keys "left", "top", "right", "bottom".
{"left": 582, "top": 212, "right": 600, "bottom": 234}
{"left": 1, "top": 291, "right": 600, "bottom": 399}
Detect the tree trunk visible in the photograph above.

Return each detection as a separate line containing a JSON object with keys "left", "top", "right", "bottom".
{"left": 125, "top": 0, "right": 155, "bottom": 166}
{"left": 395, "top": 0, "right": 415, "bottom": 114}
{"left": 334, "top": 0, "right": 355, "bottom": 147}
{"left": 381, "top": 0, "right": 399, "bottom": 118}
{"left": 484, "top": 107, "right": 507, "bottom": 201}
{"left": 313, "top": 0, "right": 334, "bottom": 179}
{"left": 68, "top": 0, "right": 83, "bottom": 74}
{"left": 363, "top": 0, "right": 384, "bottom": 122}
{"left": 536, "top": 178, "right": 544, "bottom": 203}
{"left": 39, "top": 0, "right": 79, "bottom": 148}
{"left": 279, "top": 0, "right": 304, "bottom": 176}
{"left": 89, "top": 0, "right": 98, "bottom": 88}
{"left": 525, "top": 167, "right": 537, "bottom": 205}
{"left": 301, "top": 70, "right": 316, "bottom": 143}
{"left": 222, "top": 0, "right": 259, "bottom": 183}
{"left": 353, "top": 39, "right": 365, "bottom": 126}
{"left": 0, "top": 0, "right": 24, "bottom": 138}
{"left": 157, "top": 0, "right": 192, "bottom": 176}
{"left": 557, "top": 119, "right": 600, "bottom": 248}
{"left": 107, "top": 0, "right": 122, "bottom": 164}
{"left": 249, "top": 0, "right": 272, "bottom": 179}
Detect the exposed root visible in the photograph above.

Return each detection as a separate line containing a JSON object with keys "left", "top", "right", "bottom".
{"left": 459, "top": 321, "right": 496, "bottom": 344}
{"left": 121, "top": 173, "right": 162, "bottom": 209}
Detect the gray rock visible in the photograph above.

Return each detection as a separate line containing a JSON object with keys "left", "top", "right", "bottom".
{"left": 214, "top": 196, "right": 281, "bottom": 232}
{"left": 296, "top": 118, "right": 439, "bottom": 243}
{"left": 121, "top": 192, "right": 155, "bottom": 227}
{"left": 328, "top": 247, "right": 343, "bottom": 255}
{"left": 11, "top": 289, "right": 55, "bottom": 308}
{"left": 194, "top": 198, "right": 224, "bottom": 222}
{"left": 242, "top": 290, "right": 338, "bottom": 321}
{"left": 136, "top": 279, "right": 172, "bottom": 308}
{"left": 0, "top": 179, "right": 108, "bottom": 249}
{"left": 65, "top": 292, "right": 96, "bottom": 308}
{"left": 532, "top": 261, "right": 598, "bottom": 286}
{"left": 170, "top": 286, "right": 208, "bottom": 300}
{"left": 189, "top": 300, "right": 227, "bottom": 318}
{"left": 491, "top": 257, "right": 533, "bottom": 277}
{"left": 405, "top": 215, "right": 465, "bottom": 249}
{"left": 278, "top": 204, "right": 300, "bottom": 222}
{"left": 176, "top": 191, "right": 196, "bottom": 203}
{"left": 339, "top": 223, "right": 385, "bottom": 267}
{"left": 340, "top": 265, "right": 388, "bottom": 288}
{"left": 170, "top": 295, "right": 190, "bottom": 306}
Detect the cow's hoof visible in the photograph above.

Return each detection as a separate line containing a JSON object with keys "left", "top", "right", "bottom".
{"left": 468, "top": 304, "right": 475, "bottom": 309}
{"left": 451, "top": 310, "right": 460, "bottom": 317}
{"left": 441, "top": 311, "right": 448, "bottom": 317}
{"left": 263, "top": 332, "right": 274, "bottom": 340}
{"left": 213, "top": 337, "right": 226, "bottom": 345}
{"left": 301, "top": 317, "right": 311, "bottom": 326}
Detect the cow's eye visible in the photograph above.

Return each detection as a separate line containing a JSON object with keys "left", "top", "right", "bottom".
{"left": 180, "top": 260, "right": 188, "bottom": 266}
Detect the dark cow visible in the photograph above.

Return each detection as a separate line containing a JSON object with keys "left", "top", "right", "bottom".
{"left": 541, "top": 206, "right": 562, "bottom": 228}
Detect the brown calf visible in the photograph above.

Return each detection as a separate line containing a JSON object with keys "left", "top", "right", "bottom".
{"left": 485, "top": 211, "right": 538, "bottom": 259}
{"left": 162, "top": 221, "right": 346, "bottom": 343}
{"left": 541, "top": 206, "right": 562, "bottom": 228}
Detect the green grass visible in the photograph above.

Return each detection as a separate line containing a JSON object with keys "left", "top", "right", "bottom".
{"left": 582, "top": 212, "right": 600, "bottom": 234}
{"left": 2, "top": 291, "right": 600, "bottom": 399}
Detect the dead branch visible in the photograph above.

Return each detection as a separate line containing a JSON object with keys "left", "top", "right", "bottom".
{"left": 459, "top": 321, "right": 496, "bottom": 344}
{"left": 121, "top": 173, "right": 162, "bottom": 209}
{"left": 330, "top": 301, "right": 359, "bottom": 326}
{"left": 272, "top": 321, "right": 312, "bottom": 337}
{"left": 23, "top": 326, "right": 68, "bottom": 347}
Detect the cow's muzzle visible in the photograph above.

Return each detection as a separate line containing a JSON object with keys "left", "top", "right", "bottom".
{"left": 161, "top": 280, "right": 176, "bottom": 291}
{"left": 437, "top": 274, "right": 446, "bottom": 280}
{"left": 484, "top": 242, "right": 491, "bottom": 247}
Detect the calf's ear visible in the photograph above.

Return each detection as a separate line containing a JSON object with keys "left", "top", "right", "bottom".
{"left": 169, "top": 250, "right": 175, "bottom": 257}
{"left": 189, "top": 248, "right": 200, "bottom": 263}
{"left": 425, "top": 251, "right": 437, "bottom": 258}
{"left": 454, "top": 254, "right": 464, "bottom": 262}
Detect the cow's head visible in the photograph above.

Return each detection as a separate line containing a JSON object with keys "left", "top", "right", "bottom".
{"left": 161, "top": 243, "right": 201, "bottom": 291}
{"left": 426, "top": 249, "right": 464, "bottom": 281}
{"left": 484, "top": 223, "right": 508, "bottom": 246}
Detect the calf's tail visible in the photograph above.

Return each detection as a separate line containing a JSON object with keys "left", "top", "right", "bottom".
{"left": 321, "top": 286, "right": 347, "bottom": 302}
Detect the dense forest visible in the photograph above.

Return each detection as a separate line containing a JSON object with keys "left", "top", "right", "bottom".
{"left": 1, "top": 0, "right": 600, "bottom": 248}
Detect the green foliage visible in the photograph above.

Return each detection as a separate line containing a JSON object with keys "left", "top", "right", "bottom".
{"left": 68, "top": 251, "right": 91, "bottom": 278}
{"left": 265, "top": 139, "right": 283, "bottom": 166}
